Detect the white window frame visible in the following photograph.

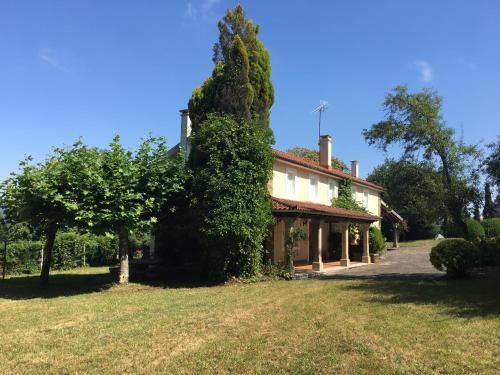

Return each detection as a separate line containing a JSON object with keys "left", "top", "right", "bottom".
{"left": 286, "top": 168, "right": 297, "bottom": 199}
{"left": 351, "top": 186, "right": 357, "bottom": 200}
{"left": 309, "top": 174, "right": 319, "bottom": 202}
{"left": 363, "top": 189, "right": 369, "bottom": 209}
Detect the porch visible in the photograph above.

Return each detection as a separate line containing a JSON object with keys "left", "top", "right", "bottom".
{"left": 269, "top": 198, "right": 381, "bottom": 273}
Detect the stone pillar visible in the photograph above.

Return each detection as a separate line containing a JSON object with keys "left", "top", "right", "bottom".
{"left": 393, "top": 223, "right": 399, "bottom": 248}
{"left": 340, "top": 223, "right": 350, "bottom": 267}
{"left": 312, "top": 220, "right": 324, "bottom": 271}
{"left": 362, "top": 223, "right": 371, "bottom": 263}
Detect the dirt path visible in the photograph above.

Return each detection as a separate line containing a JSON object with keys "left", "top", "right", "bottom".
{"left": 325, "top": 246, "right": 445, "bottom": 280}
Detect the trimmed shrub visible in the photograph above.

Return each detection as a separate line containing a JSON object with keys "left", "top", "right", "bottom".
{"left": 476, "top": 238, "right": 500, "bottom": 267}
{"left": 465, "top": 219, "right": 485, "bottom": 240}
{"left": 430, "top": 239, "right": 479, "bottom": 278}
{"left": 442, "top": 219, "right": 485, "bottom": 240}
{"left": 482, "top": 218, "right": 500, "bottom": 238}
{"left": 369, "top": 226, "right": 385, "bottom": 253}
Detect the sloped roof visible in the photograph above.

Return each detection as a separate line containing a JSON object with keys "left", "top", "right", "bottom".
{"left": 272, "top": 149, "right": 384, "bottom": 192}
{"left": 272, "top": 197, "right": 380, "bottom": 222}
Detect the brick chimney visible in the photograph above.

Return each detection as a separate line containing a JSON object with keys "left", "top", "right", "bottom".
{"left": 319, "top": 135, "right": 332, "bottom": 169}
{"left": 180, "top": 109, "right": 191, "bottom": 157}
{"left": 350, "top": 160, "right": 359, "bottom": 178}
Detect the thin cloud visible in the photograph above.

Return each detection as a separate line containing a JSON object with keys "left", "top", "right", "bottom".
{"left": 412, "top": 60, "right": 433, "bottom": 82}
{"left": 38, "top": 48, "right": 69, "bottom": 72}
{"left": 184, "top": 0, "right": 221, "bottom": 20}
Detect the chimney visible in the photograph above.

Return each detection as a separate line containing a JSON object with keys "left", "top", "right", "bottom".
{"left": 180, "top": 109, "right": 192, "bottom": 157}
{"left": 319, "top": 135, "right": 332, "bottom": 169}
{"left": 350, "top": 160, "right": 359, "bottom": 178}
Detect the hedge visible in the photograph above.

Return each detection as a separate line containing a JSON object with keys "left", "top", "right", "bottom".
{"left": 481, "top": 218, "right": 500, "bottom": 238}
{"left": 1, "top": 232, "right": 119, "bottom": 275}
{"left": 442, "top": 219, "right": 485, "bottom": 240}
{"left": 3, "top": 240, "right": 43, "bottom": 275}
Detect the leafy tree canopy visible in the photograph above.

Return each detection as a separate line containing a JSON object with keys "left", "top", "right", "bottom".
{"left": 368, "top": 158, "right": 445, "bottom": 239}
{"left": 1, "top": 140, "right": 102, "bottom": 284}
{"left": 363, "top": 85, "right": 481, "bottom": 232}
{"left": 287, "top": 146, "right": 348, "bottom": 172}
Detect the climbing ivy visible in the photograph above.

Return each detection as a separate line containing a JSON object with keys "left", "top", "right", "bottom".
{"left": 332, "top": 178, "right": 366, "bottom": 212}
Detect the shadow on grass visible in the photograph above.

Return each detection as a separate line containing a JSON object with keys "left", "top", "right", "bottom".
{"left": 0, "top": 271, "right": 114, "bottom": 300}
{"left": 335, "top": 268, "right": 500, "bottom": 318}
{"left": 0, "top": 270, "right": 225, "bottom": 300}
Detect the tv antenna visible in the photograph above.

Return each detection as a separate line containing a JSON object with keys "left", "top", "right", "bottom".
{"left": 312, "top": 100, "right": 328, "bottom": 142}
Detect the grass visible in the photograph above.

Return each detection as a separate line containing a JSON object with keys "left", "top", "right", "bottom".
{"left": 398, "top": 239, "right": 444, "bottom": 248}
{"left": 1, "top": 267, "right": 499, "bottom": 374}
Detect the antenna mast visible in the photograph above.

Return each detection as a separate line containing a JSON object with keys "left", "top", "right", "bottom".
{"left": 312, "top": 100, "right": 328, "bottom": 143}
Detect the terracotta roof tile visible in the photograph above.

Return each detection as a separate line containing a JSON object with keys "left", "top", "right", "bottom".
{"left": 272, "top": 197, "right": 380, "bottom": 222}
{"left": 272, "top": 149, "right": 384, "bottom": 191}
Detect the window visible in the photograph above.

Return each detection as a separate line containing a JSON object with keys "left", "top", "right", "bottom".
{"left": 286, "top": 168, "right": 296, "bottom": 199}
{"left": 309, "top": 174, "right": 319, "bottom": 202}
{"left": 364, "top": 190, "right": 369, "bottom": 208}
{"left": 328, "top": 179, "right": 337, "bottom": 203}
{"left": 352, "top": 186, "right": 357, "bottom": 200}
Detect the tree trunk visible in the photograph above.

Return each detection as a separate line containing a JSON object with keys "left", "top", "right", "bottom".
{"left": 118, "top": 228, "right": 129, "bottom": 284}
{"left": 40, "top": 224, "right": 57, "bottom": 285}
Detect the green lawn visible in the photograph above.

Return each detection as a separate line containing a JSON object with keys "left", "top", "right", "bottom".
{"left": 398, "top": 239, "right": 444, "bottom": 248}
{"left": 1, "top": 267, "right": 499, "bottom": 374}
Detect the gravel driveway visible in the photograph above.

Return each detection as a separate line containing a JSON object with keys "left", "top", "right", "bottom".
{"left": 325, "top": 246, "right": 445, "bottom": 280}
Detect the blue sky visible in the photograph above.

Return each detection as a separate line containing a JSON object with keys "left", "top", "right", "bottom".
{"left": 1, "top": 0, "right": 499, "bottom": 179}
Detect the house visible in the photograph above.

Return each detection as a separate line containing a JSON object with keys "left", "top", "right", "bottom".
{"left": 172, "top": 110, "right": 385, "bottom": 272}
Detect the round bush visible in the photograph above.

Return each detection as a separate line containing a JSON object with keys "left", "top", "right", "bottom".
{"left": 482, "top": 218, "right": 500, "bottom": 238}
{"left": 430, "top": 239, "right": 479, "bottom": 278}
{"left": 369, "top": 226, "right": 385, "bottom": 253}
{"left": 465, "top": 219, "right": 485, "bottom": 240}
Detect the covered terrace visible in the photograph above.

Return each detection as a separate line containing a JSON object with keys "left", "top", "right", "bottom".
{"left": 271, "top": 198, "right": 381, "bottom": 274}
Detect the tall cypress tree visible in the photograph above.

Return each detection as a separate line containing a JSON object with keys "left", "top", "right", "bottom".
{"left": 483, "top": 182, "right": 495, "bottom": 218}
{"left": 188, "top": 5, "right": 274, "bottom": 129}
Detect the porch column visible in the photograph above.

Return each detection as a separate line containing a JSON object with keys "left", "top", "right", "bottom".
{"left": 340, "top": 223, "right": 350, "bottom": 267}
{"left": 284, "top": 218, "right": 294, "bottom": 271}
{"left": 312, "top": 220, "right": 323, "bottom": 271}
{"left": 392, "top": 223, "right": 399, "bottom": 248}
{"left": 362, "top": 223, "right": 371, "bottom": 263}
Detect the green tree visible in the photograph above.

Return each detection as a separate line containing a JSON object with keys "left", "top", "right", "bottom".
{"left": 287, "top": 146, "right": 348, "bottom": 171}
{"left": 363, "top": 85, "right": 481, "bottom": 234}
{"left": 188, "top": 5, "right": 274, "bottom": 129}
{"left": 189, "top": 114, "right": 274, "bottom": 280}
{"left": 483, "top": 182, "right": 495, "bottom": 219}
{"left": 93, "top": 135, "right": 185, "bottom": 283}
{"left": 367, "top": 158, "right": 445, "bottom": 239}
{"left": 484, "top": 136, "right": 500, "bottom": 187}
{"left": 1, "top": 141, "right": 101, "bottom": 284}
